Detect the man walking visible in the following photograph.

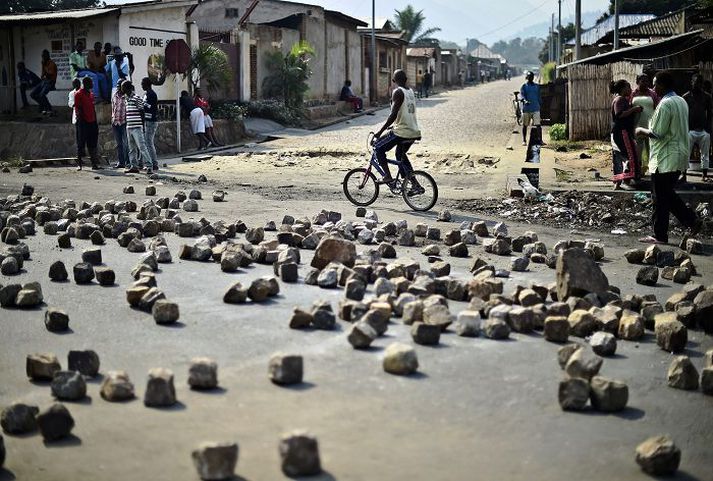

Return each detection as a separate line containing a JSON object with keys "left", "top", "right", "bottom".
{"left": 30, "top": 50, "right": 57, "bottom": 115}
{"left": 141, "top": 77, "right": 159, "bottom": 172}
{"left": 683, "top": 74, "right": 713, "bottom": 182}
{"left": 636, "top": 71, "right": 700, "bottom": 244}
{"left": 520, "top": 71, "right": 541, "bottom": 146}
{"left": 16, "top": 62, "right": 40, "bottom": 109}
{"left": 111, "top": 79, "right": 129, "bottom": 169}
{"left": 74, "top": 77, "right": 101, "bottom": 170}
{"left": 422, "top": 70, "right": 432, "bottom": 98}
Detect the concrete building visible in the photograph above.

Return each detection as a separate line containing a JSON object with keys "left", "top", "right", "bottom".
{"left": 406, "top": 46, "right": 439, "bottom": 92}
{"left": 188, "top": 0, "right": 366, "bottom": 102}
{"left": 0, "top": 0, "right": 198, "bottom": 114}
{"left": 359, "top": 19, "right": 407, "bottom": 102}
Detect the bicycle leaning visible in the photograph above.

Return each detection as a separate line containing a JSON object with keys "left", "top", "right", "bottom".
{"left": 342, "top": 132, "right": 438, "bottom": 212}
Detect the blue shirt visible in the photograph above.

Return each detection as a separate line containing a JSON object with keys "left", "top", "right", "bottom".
{"left": 520, "top": 82, "right": 541, "bottom": 113}
{"left": 18, "top": 69, "right": 40, "bottom": 86}
{"left": 105, "top": 57, "right": 130, "bottom": 88}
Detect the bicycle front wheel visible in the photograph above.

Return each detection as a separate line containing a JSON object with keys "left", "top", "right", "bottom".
{"left": 402, "top": 170, "right": 438, "bottom": 212}
{"left": 343, "top": 168, "right": 380, "bottom": 207}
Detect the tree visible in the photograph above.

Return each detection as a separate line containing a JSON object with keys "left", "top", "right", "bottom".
{"left": 489, "top": 37, "right": 545, "bottom": 66}
{"left": 393, "top": 5, "right": 441, "bottom": 44}
{"left": 0, "top": 0, "right": 99, "bottom": 14}
{"left": 537, "top": 22, "right": 575, "bottom": 64}
{"left": 185, "top": 45, "right": 232, "bottom": 93}
{"left": 262, "top": 41, "right": 315, "bottom": 109}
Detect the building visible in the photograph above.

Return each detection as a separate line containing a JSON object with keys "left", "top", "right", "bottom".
{"left": 359, "top": 18, "right": 407, "bottom": 102}
{"left": 406, "top": 46, "right": 439, "bottom": 91}
{"left": 468, "top": 44, "right": 503, "bottom": 80}
{"left": 0, "top": 0, "right": 198, "bottom": 114}
{"left": 188, "top": 0, "right": 367, "bottom": 102}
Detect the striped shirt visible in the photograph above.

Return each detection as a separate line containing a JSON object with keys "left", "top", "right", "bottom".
{"left": 125, "top": 94, "right": 146, "bottom": 130}
{"left": 649, "top": 92, "right": 690, "bottom": 174}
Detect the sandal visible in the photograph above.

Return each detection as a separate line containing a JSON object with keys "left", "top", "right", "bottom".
{"left": 638, "top": 236, "right": 667, "bottom": 245}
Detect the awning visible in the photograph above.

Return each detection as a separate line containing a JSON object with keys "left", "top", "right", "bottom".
{"left": 0, "top": 7, "right": 120, "bottom": 25}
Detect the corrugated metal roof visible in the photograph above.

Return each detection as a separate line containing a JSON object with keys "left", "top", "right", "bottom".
{"left": 578, "top": 14, "right": 656, "bottom": 45}
{"left": 617, "top": 10, "right": 685, "bottom": 38}
{"left": 469, "top": 44, "right": 500, "bottom": 59}
{"left": 407, "top": 47, "right": 436, "bottom": 58}
{"left": 0, "top": 7, "right": 120, "bottom": 22}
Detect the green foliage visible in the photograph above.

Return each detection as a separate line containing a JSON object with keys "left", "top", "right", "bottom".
{"left": 185, "top": 45, "right": 232, "bottom": 93}
{"left": 598, "top": 0, "right": 696, "bottom": 21}
{"left": 0, "top": 0, "right": 98, "bottom": 14}
{"left": 549, "top": 123, "right": 568, "bottom": 141}
{"left": 393, "top": 5, "right": 441, "bottom": 43}
{"left": 262, "top": 41, "right": 315, "bottom": 110}
{"left": 211, "top": 102, "right": 248, "bottom": 122}
{"left": 537, "top": 23, "right": 575, "bottom": 64}
{"left": 244, "top": 100, "right": 302, "bottom": 126}
{"left": 490, "top": 37, "right": 545, "bottom": 66}
{"left": 541, "top": 62, "right": 557, "bottom": 83}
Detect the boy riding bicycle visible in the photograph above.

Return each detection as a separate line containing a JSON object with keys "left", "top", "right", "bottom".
{"left": 373, "top": 69, "right": 424, "bottom": 196}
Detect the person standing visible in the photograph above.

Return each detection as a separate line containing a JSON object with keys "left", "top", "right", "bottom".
{"left": 122, "top": 81, "right": 152, "bottom": 175}
{"left": 68, "top": 78, "right": 83, "bottom": 162}
{"left": 180, "top": 90, "right": 210, "bottom": 150}
{"left": 74, "top": 76, "right": 101, "bottom": 170}
{"left": 30, "top": 50, "right": 57, "bottom": 115}
{"left": 194, "top": 88, "right": 222, "bottom": 147}
{"left": 87, "top": 41, "right": 109, "bottom": 101}
{"left": 610, "top": 79, "right": 642, "bottom": 189}
{"left": 630, "top": 74, "right": 659, "bottom": 175}
{"left": 520, "top": 71, "right": 541, "bottom": 146}
{"left": 16, "top": 62, "right": 40, "bottom": 109}
{"left": 106, "top": 47, "right": 130, "bottom": 96}
{"left": 636, "top": 71, "right": 700, "bottom": 244}
{"left": 111, "top": 79, "right": 129, "bottom": 169}
{"left": 683, "top": 74, "right": 713, "bottom": 182}
{"left": 141, "top": 77, "right": 159, "bottom": 172}
{"left": 422, "top": 70, "right": 432, "bottom": 98}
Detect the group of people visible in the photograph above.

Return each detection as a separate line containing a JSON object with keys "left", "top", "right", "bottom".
{"left": 180, "top": 89, "right": 223, "bottom": 150}
{"left": 17, "top": 41, "right": 133, "bottom": 116}
{"left": 609, "top": 71, "right": 707, "bottom": 245}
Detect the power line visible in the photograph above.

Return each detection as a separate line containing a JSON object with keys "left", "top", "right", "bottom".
{"left": 476, "top": 0, "right": 550, "bottom": 40}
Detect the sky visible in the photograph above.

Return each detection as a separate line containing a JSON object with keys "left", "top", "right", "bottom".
{"left": 310, "top": 0, "right": 612, "bottom": 44}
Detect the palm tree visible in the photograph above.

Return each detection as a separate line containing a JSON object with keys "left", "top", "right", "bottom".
{"left": 393, "top": 5, "right": 441, "bottom": 44}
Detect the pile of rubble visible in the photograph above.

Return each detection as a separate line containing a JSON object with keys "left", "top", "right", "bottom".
{"left": 455, "top": 190, "right": 713, "bottom": 238}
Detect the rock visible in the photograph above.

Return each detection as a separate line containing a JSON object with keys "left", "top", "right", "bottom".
{"left": 568, "top": 310, "right": 599, "bottom": 338}
{"left": 152, "top": 300, "right": 180, "bottom": 324}
{"left": 1, "top": 403, "right": 39, "bottom": 434}
{"left": 437, "top": 210, "right": 452, "bottom": 222}
{"left": 0, "top": 257, "right": 19, "bottom": 275}
{"left": 123, "top": 185, "right": 135, "bottom": 194}
{"left": 90, "top": 230, "right": 105, "bottom": 245}
{"left": 636, "top": 266, "right": 659, "bottom": 286}
{"left": 635, "top": 435, "right": 681, "bottom": 476}
{"left": 51, "top": 370, "right": 87, "bottom": 401}
{"left": 67, "top": 350, "right": 100, "bottom": 377}
{"left": 685, "top": 238, "right": 704, "bottom": 255}
{"left": 590, "top": 376, "right": 628, "bottom": 412}
{"left": 655, "top": 315, "right": 687, "bottom": 352}
{"left": 667, "top": 356, "right": 699, "bottom": 390}
{"left": 36, "top": 403, "right": 74, "bottom": 441}
{"left": 0, "top": 284, "right": 21, "bottom": 308}
{"left": 279, "top": 431, "right": 321, "bottom": 477}
{"left": 383, "top": 343, "right": 418, "bottom": 375}
{"left": 100, "top": 370, "right": 135, "bottom": 402}
{"left": 472, "top": 221, "right": 489, "bottom": 237}
{"left": 48, "top": 261, "right": 68, "bottom": 282}
{"left": 482, "top": 318, "right": 510, "bottom": 339}
{"left": 192, "top": 442, "right": 239, "bottom": 481}
{"left": 347, "top": 321, "right": 378, "bottom": 349}
{"left": 94, "top": 266, "right": 116, "bottom": 286}
{"left": 511, "top": 256, "right": 529, "bottom": 272}
{"left": 402, "top": 301, "right": 424, "bottom": 325}
{"left": 183, "top": 199, "right": 199, "bottom": 212}
{"left": 189, "top": 358, "right": 218, "bottom": 390}
{"left": 138, "top": 287, "right": 166, "bottom": 312}
{"left": 247, "top": 278, "right": 272, "bottom": 302}
{"left": 694, "top": 289, "right": 713, "bottom": 333}
{"left": 422, "top": 304, "right": 452, "bottom": 331}
{"left": 57, "top": 233, "right": 71, "bottom": 248}
{"left": 544, "top": 316, "right": 570, "bottom": 343}
{"left": 289, "top": 307, "right": 313, "bottom": 329}
{"left": 311, "top": 238, "right": 356, "bottom": 270}
{"left": 73, "top": 262, "right": 95, "bottom": 284}
{"left": 279, "top": 262, "right": 299, "bottom": 283}
{"left": 558, "top": 377, "right": 590, "bottom": 411}
{"left": 15, "top": 288, "right": 41, "bottom": 308}
{"left": 26, "top": 353, "right": 61, "bottom": 381}
{"left": 455, "top": 310, "right": 480, "bottom": 337}
{"left": 224, "top": 282, "right": 248, "bottom": 304}
{"left": 144, "top": 368, "right": 176, "bottom": 407}
{"left": 269, "top": 353, "right": 303, "bottom": 385}
{"left": 508, "top": 306, "right": 534, "bottom": 332}
{"left": 212, "top": 190, "right": 225, "bottom": 202}
{"left": 316, "top": 268, "right": 338, "bottom": 288}
{"left": 557, "top": 343, "right": 583, "bottom": 369}
{"left": 411, "top": 322, "right": 441, "bottom": 345}
{"left": 701, "top": 367, "right": 713, "bottom": 395}
{"left": 556, "top": 248, "right": 609, "bottom": 301}
{"left": 589, "top": 331, "right": 617, "bottom": 356}
{"left": 398, "top": 229, "right": 415, "bottom": 246}
{"left": 127, "top": 238, "right": 147, "bottom": 253}
{"left": 565, "top": 348, "right": 603, "bottom": 381}
{"left": 618, "top": 310, "right": 645, "bottom": 340}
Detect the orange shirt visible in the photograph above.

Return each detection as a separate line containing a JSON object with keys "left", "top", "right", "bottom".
{"left": 42, "top": 60, "right": 57, "bottom": 82}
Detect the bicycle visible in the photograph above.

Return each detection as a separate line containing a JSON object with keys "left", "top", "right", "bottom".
{"left": 512, "top": 91, "right": 522, "bottom": 125}
{"left": 342, "top": 132, "right": 438, "bottom": 212}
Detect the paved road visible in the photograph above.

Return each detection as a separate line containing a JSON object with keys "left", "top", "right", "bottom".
{"left": 0, "top": 167, "right": 712, "bottom": 481}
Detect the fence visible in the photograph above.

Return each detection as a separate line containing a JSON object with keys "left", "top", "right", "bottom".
{"left": 564, "top": 61, "right": 643, "bottom": 141}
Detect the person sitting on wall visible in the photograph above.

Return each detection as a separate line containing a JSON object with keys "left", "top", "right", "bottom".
{"left": 30, "top": 49, "right": 57, "bottom": 116}
{"left": 194, "top": 88, "right": 223, "bottom": 146}
{"left": 180, "top": 90, "right": 211, "bottom": 151}
{"left": 70, "top": 40, "right": 108, "bottom": 103}
{"left": 340, "top": 80, "right": 363, "bottom": 113}
{"left": 87, "top": 41, "right": 109, "bottom": 101}
{"left": 16, "top": 62, "right": 40, "bottom": 109}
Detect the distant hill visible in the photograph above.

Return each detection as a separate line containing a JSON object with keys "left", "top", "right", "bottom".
{"left": 503, "top": 11, "right": 601, "bottom": 41}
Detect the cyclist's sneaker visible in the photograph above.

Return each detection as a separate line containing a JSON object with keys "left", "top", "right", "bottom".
{"left": 407, "top": 185, "right": 426, "bottom": 196}
{"left": 377, "top": 177, "right": 395, "bottom": 185}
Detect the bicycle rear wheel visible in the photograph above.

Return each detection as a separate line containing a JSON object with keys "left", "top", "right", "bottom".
{"left": 402, "top": 170, "right": 438, "bottom": 212}
{"left": 343, "top": 168, "right": 380, "bottom": 207}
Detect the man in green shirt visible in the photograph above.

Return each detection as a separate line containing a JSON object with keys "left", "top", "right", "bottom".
{"left": 69, "top": 41, "right": 87, "bottom": 79}
{"left": 636, "top": 71, "right": 700, "bottom": 244}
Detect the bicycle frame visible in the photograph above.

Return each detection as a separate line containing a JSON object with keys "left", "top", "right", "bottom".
{"left": 359, "top": 151, "right": 406, "bottom": 189}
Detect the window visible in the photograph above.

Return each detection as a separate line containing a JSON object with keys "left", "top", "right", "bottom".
{"left": 225, "top": 8, "right": 239, "bottom": 18}
{"left": 378, "top": 51, "right": 387, "bottom": 69}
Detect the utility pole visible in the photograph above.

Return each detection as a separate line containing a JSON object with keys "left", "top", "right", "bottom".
{"left": 575, "top": 0, "right": 582, "bottom": 60}
{"left": 557, "top": 0, "right": 562, "bottom": 63}
{"left": 371, "top": 0, "right": 376, "bottom": 102}
{"left": 551, "top": 14, "right": 555, "bottom": 63}
{"left": 613, "top": 0, "right": 620, "bottom": 50}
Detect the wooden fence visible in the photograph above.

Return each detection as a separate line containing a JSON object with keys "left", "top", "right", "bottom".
{"left": 565, "top": 61, "right": 643, "bottom": 141}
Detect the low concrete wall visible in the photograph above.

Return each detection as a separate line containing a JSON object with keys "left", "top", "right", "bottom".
{"left": 0, "top": 118, "right": 246, "bottom": 161}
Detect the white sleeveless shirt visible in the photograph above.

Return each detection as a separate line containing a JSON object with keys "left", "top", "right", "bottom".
{"left": 393, "top": 86, "right": 421, "bottom": 139}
